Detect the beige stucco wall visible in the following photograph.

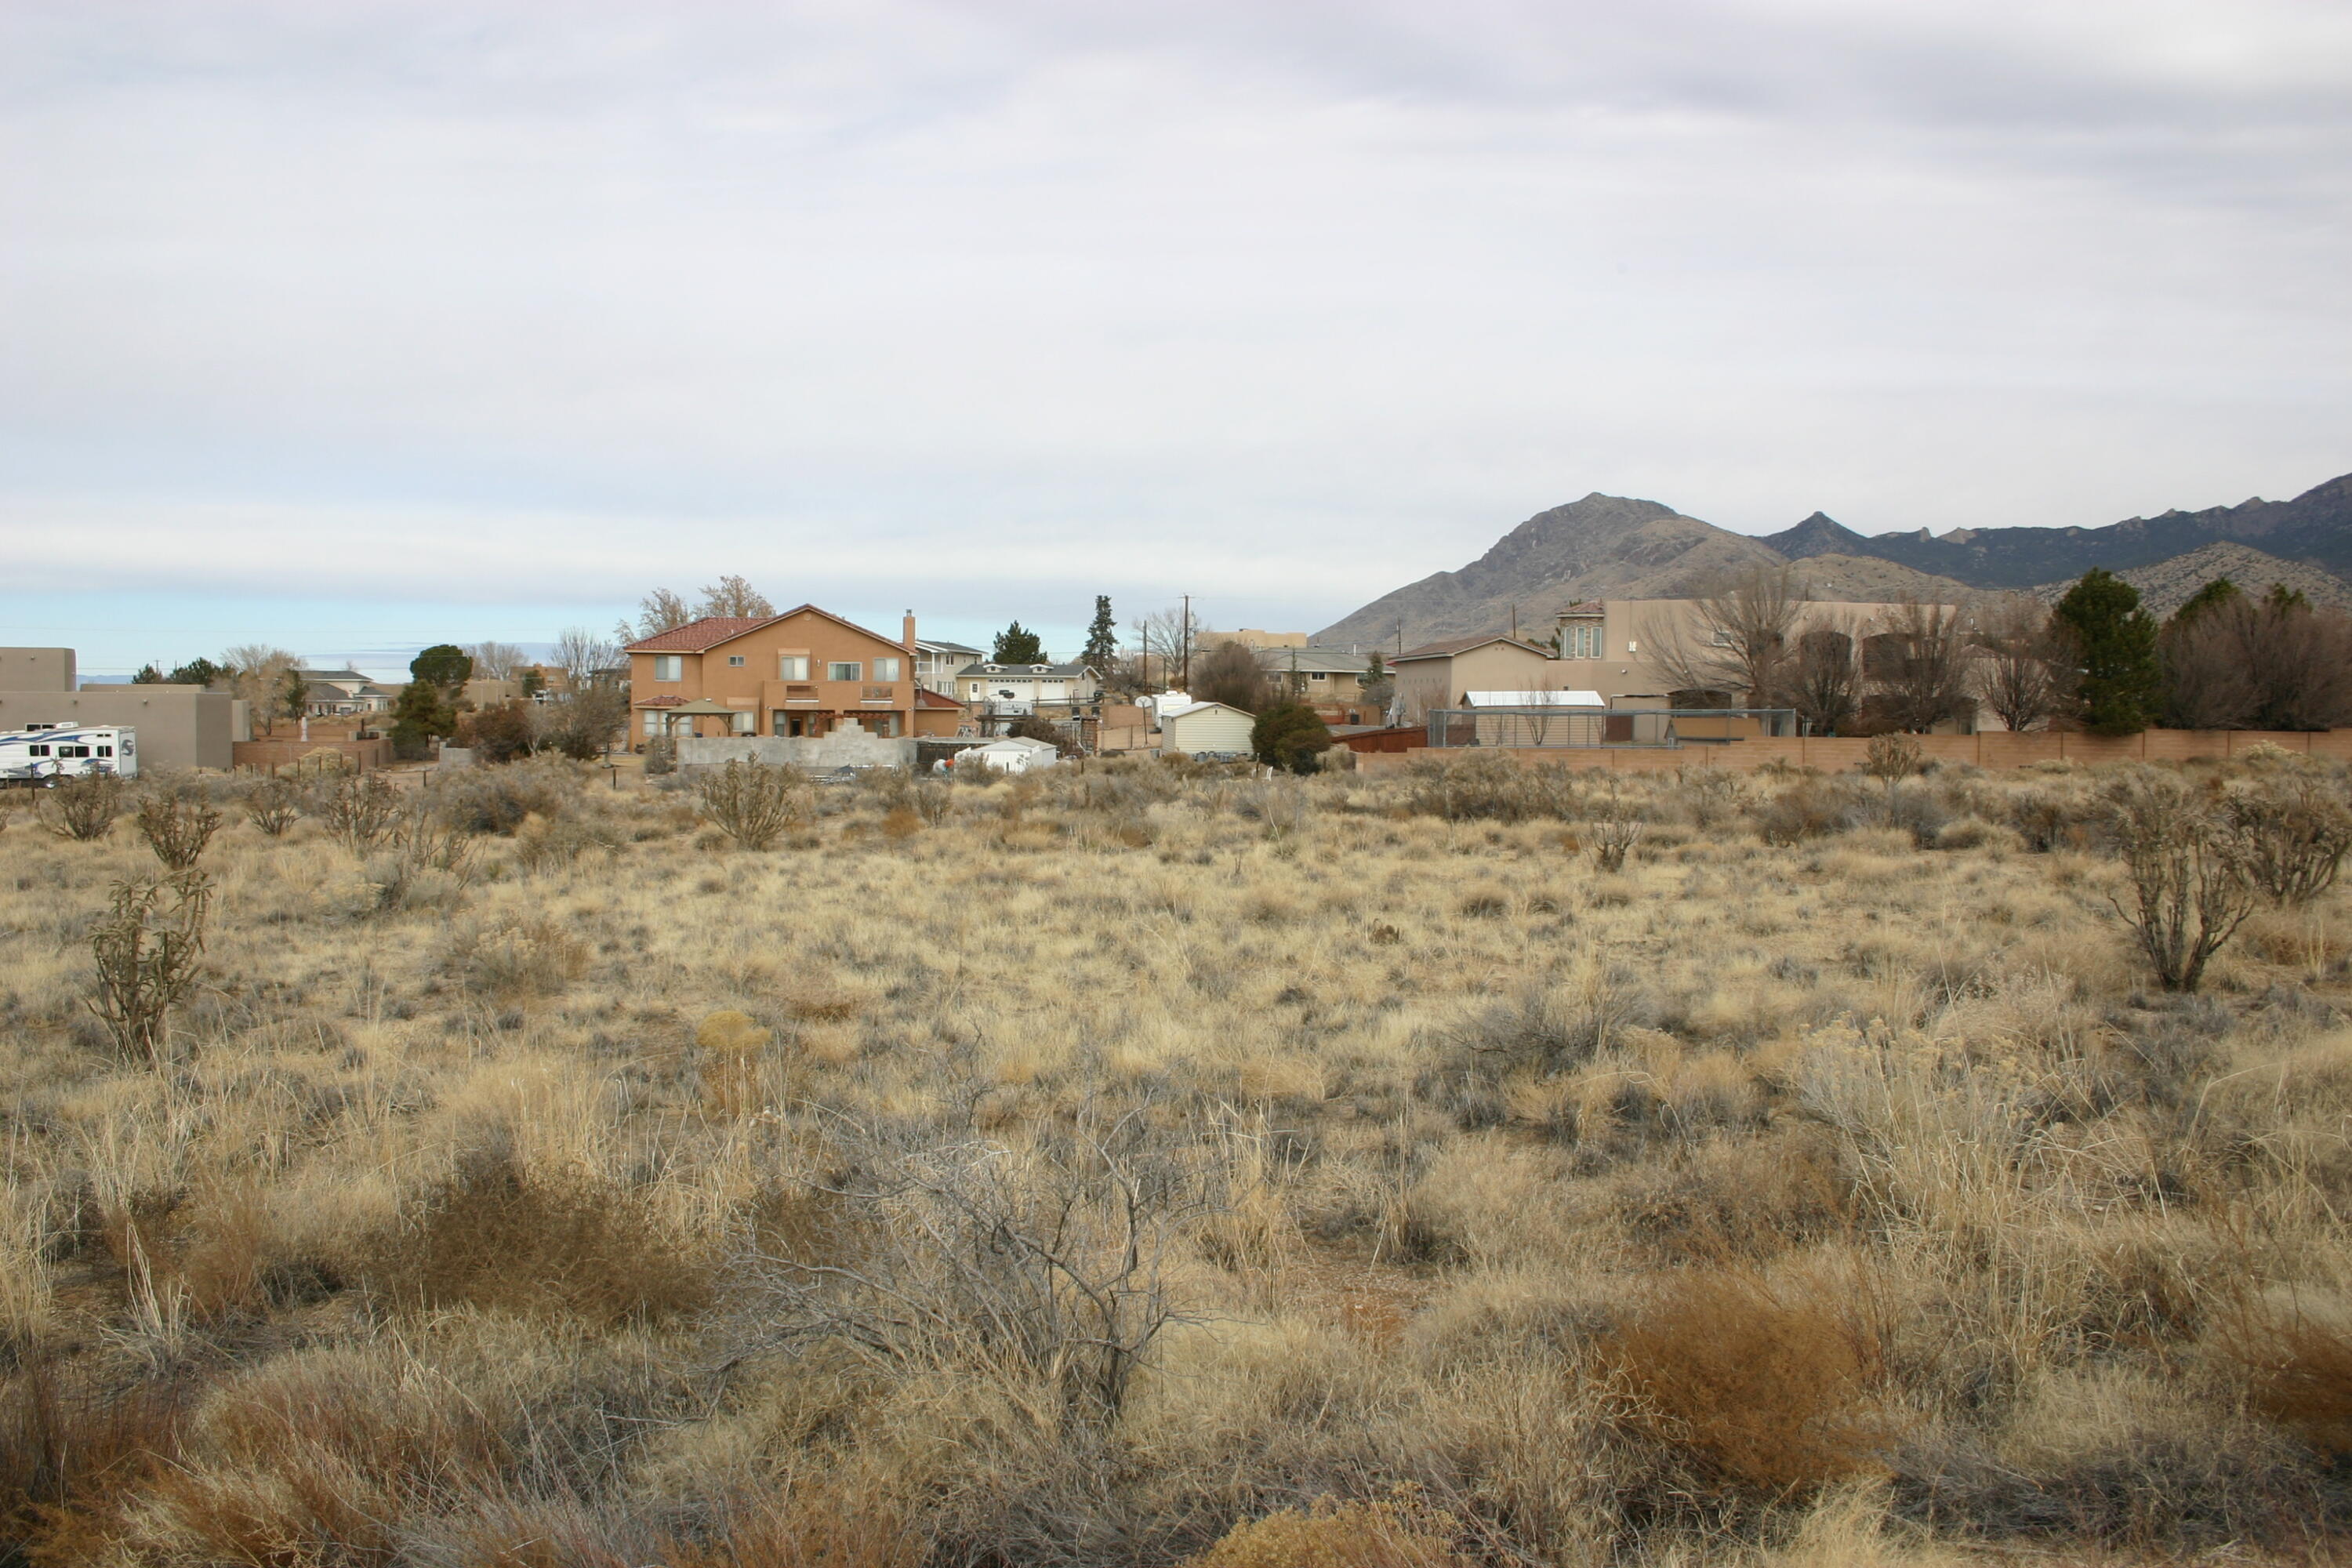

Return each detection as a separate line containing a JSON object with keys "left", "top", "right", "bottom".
{"left": 0, "top": 685, "right": 238, "bottom": 771}
{"left": 0, "top": 648, "right": 75, "bottom": 691}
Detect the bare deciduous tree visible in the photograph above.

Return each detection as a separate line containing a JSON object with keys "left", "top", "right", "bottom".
{"left": 1973, "top": 594, "right": 2067, "bottom": 733}
{"left": 1129, "top": 607, "right": 1192, "bottom": 691}
{"left": 1864, "top": 599, "right": 1974, "bottom": 734}
{"left": 463, "top": 641, "right": 528, "bottom": 681}
{"left": 551, "top": 627, "right": 620, "bottom": 691}
{"left": 2163, "top": 590, "right": 2352, "bottom": 731}
{"left": 1191, "top": 639, "right": 1269, "bottom": 713}
{"left": 1641, "top": 565, "right": 1801, "bottom": 707}
{"left": 1785, "top": 621, "right": 1862, "bottom": 735}
{"left": 619, "top": 588, "right": 695, "bottom": 642}
{"left": 698, "top": 575, "right": 776, "bottom": 620}
{"left": 220, "top": 644, "right": 302, "bottom": 736}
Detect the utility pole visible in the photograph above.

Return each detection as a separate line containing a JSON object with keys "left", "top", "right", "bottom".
{"left": 1180, "top": 594, "right": 1191, "bottom": 690}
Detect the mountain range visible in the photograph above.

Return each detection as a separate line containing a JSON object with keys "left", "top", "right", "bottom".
{"left": 1312, "top": 471, "right": 2352, "bottom": 649}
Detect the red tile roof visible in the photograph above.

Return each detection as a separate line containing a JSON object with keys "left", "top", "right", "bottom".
{"left": 913, "top": 688, "right": 964, "bottom": 708}
{"left": 625, "top": 615, "right": 786, "bottom": 652}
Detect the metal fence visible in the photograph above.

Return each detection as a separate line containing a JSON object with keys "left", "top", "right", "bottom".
{"left": 1424, "top": 707, "right": 1798, "bottom": 749}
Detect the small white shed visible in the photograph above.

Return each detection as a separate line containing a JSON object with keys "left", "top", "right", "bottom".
{"left": 1159, "top": 700, "right": 1255, "bottom": 759}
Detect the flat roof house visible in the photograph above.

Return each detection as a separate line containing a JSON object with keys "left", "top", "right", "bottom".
{"left": 627, "top": 607, "right": 962, "bottom": 743}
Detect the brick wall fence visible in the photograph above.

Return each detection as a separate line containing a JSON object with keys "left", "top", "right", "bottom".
{"left": 232, "top": 737, "right": 396, "bottom": 774}
{"left": 1356, "top": 728, "right": 2352, "bottom": 777}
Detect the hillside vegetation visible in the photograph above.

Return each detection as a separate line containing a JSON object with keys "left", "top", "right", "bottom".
{"left": 4, "top": 751, "right": 2352, "bottom": 1566}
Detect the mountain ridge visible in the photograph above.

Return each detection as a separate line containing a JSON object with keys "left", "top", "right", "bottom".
{"left": 1312, "top": 470, "right": 2352, "bottom": 649}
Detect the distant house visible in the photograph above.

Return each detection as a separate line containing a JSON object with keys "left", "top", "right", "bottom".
{"left": 1257, "top": 645, "right": 1379, "bottom": 721}
{"left": 913, "top": 638, "right": 984, "bottom": 696}
{"left": 1158, "top": 699, "right": 1255, "bottom": 759}
{"left": 299, "top": 669, "right": 400, "bottom": 716}
{"left": 1390, "top": 637, "right": 1560, "bottom": 720}
{"left": 955, "top": 661, "right": 1102, "bottom": 734}
{"left": 626, "top": 606, "right": 933, "bottom": 742}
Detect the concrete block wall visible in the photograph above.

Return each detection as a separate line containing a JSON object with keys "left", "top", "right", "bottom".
{"left": 1356, "top": 728, "right": 2352, "bottom": 777}
{"left": 677, "top": 732, "right": 916, "bottom": 771}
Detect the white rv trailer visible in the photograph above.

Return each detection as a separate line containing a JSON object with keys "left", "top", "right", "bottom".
{"left": 0, "top": 724, "right": 138, "bottom": 785}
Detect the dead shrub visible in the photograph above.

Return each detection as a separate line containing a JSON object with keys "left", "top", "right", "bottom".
{"left": 731, "top": 1116, "right": 1207, "bottom": 1432}
{"left": 316, "top": 770, "right": 403, "bottom": 854}
{"left": 1620, "top": 1129, "right": 1853, "bottom": 1264}
{"left": 2100, "top": 768, "right": 2258, "bottom": 993}
{"left": 437, "top": 915, "right": 588, "bottom": 1001}
{"left": 1190, "top": 1486, "right": 1472, "bottom": 1567}
{"left": 1598, "top": 1267, "right": 1894, "bottom": 1493}
{"left": 435, "top": 759, "right": 578, "bottom": 835}
{"left": 241, "top": 773, "right": 302, "bottom": 837}
{"left": 880, "top": 805, "right": 922, "bottom": 841}
{"left": 365, "top": 1149, "right": 709, "bottom": 1327}
{"left": 696, "top": 757, "right": 810, "bottom": 850}
{"left": 2219, "top": 771, "right": 2352, "bottom": 906}
{"left": 1750, "top": 777, "right": 1859, "bottom": 845}
{"left": 38, "top": 772, "right": 122, "bottom": 841}
{"left": 2215, "top": 1301, "right": 2352, "bottom": 1454}
{"left": 1, "top": 1359, "right": 187, "bottom": 1555}
{"left": 134, "top": 788, "right": 222, "bottom": 869}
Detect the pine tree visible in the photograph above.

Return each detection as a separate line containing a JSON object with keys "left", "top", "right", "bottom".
{"left": 2056, "top": 568, "right": 2159, "bottom": 736}
{"left": 390, "top": 644, "right": 474, "bottom": 759}
{"left": 992, "top": 622, "right": 1045, "bottom": 663}
{"left": 1080, "top": 597, "right": 1117, "bottom": 673}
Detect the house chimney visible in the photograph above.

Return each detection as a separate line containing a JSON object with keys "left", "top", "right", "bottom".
{"left": 902, "top": 611, "right": 916, "bottom": 655}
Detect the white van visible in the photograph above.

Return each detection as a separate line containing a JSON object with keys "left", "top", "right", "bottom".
{"left": 0, "top": 724, "right": 138, "bottom": 784}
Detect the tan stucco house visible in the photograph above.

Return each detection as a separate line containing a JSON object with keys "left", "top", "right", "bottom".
{"left": 628, "top": 607, "right": 960, "bottom": 743}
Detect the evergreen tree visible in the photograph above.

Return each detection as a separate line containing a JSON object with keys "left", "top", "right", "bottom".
{"left": 165, "top": 657, "right": 224, "bottom": 688}
{"left": 1080, "top": 597, "right": 1118, "bottom": 673}
{"left": 131, "top": 663, "right": 165, "bottom": 685}
{"left": 1252, "top": 700, "right": 1333, "bottom": 775}
{"left": 2055, "top": 568, "right": 2159, "bottom": 735}
{"left": 992, "top": 622, "right": 1045, "bottom": 663}
{"left": 390, "top": 644, "right": 473, "bottom": 759}
{"left": 278, "top": 664, "right": 311, "bottom": 730}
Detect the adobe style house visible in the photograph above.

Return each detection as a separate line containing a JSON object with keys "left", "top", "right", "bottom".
{"left": 626, "top": 607, "right": 962, "bottom": 743}
{"left": 1393, "top": 597, "right": 1994, "bottom": 731}
{"left": 1392, "top": 636, "right": 1559, "bottom": 720}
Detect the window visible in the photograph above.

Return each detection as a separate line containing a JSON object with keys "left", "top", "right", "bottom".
{"left": 652, "top": 655, "right": 683, "bottom": 681}
{"left": 872, "top": 657, "right": 900, "bottom": 681}
{"left": 1560, "top": 623, "right": 1602, "bottom": 659}
{"left": 644, "top": 711, "right": 663, "bottom": 735}
{"left": 827, "top": 661, "right": 861, "bottom": 681}
{"left": 97, "top": 746, "right": 112, "bottom": 757}
{"left": 968, "top": 683, "right": 985, "bottom": 697}
{"left": 778, "top": 655, "right": 808, "bottom": 680}
{"left": 27, "top": 744, "right": 48, "bottom": 757}
{"left": 727, "top": 655, "right": 745, "bottom": 666}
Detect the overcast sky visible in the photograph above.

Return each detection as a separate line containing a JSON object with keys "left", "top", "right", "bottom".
{"left": 5, "top": 0, "right": 2349, "bottom": 676}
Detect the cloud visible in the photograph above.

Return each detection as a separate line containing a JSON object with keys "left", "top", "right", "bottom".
{"left": 3, "top": 0, "right": 2348, "bottom": 672}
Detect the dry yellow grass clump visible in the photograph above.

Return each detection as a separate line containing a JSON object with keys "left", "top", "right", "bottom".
{"left": 3, "top": 747, "right": 2351, "bottom": 1565}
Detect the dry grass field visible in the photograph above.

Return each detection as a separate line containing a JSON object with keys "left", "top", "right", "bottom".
{"left": 4, "top": 746, "right": 2352, "bottom": 1566}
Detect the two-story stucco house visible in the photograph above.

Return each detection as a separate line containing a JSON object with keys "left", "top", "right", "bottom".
{"left": 626, "top": 607, "right": 965, "bottom": 744}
